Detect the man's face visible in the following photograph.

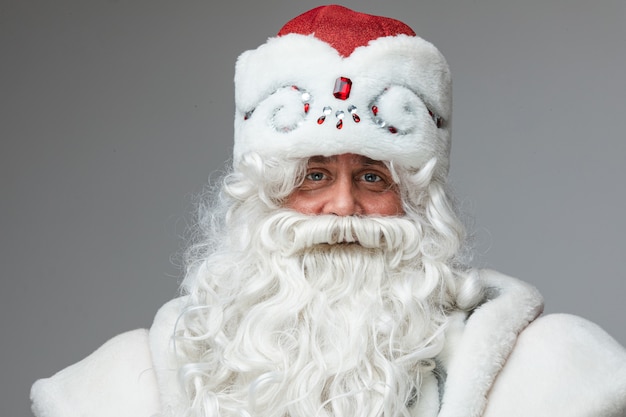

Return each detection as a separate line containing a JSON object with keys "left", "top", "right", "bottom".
{"left": 284, "top": 153, "right": 404, "bottom": 216}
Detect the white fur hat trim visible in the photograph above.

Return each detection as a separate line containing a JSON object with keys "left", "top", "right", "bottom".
{"left": 233, "top": 31, "right": 452, "bottom": 174}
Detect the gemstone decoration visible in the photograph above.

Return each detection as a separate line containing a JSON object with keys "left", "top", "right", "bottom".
{"left": 292, "top": 89, "right": 309, "bottom": 114}
{"left": 428, "top": 109, "right": 443, "bottom": 128}
{"left": 287, "top": 86, "right": 312, "bottom": 115}
{"left": 335, "top": 110, "right": 345, "bottom": 129}
{"left": 348, "top": 105, "right": 360, "bottom": 123}
{"left": 368, "top": 99, "right": 443, "bottom": 133}
{"left": 313, "top": 105, "right": 363, "bottom": 128}
{"left": 333, "top": 77, "right": 352, "bottom": 100}
{"left": 318, "top": 106, "right": 333, "bottom": 125}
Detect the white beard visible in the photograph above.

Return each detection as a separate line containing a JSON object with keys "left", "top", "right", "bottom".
{"left": 178, "top": 211, "right": 452, "bottom": 417}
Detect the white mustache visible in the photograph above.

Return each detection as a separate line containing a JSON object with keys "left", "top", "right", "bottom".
{"left": 259, "top": 210, "right": 422, "bottom": 258}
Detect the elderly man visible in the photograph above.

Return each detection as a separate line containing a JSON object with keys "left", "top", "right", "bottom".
{"left": 31, "top": 5, "right": 626, "bottom": 417}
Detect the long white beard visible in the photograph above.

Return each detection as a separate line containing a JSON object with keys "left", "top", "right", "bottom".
{"left": 178, "top": 211, "right": 452, "bottom": 417}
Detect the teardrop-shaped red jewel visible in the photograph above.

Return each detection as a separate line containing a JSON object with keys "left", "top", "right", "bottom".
{"left": 317, "top": 115, "right": 326, "bottom": 124}
{"left": 388, "top": 126, "right": 398, "bottom": 134}
{"left": 304, "top": 103, "right": 310, "bottom": 113}
{"left": 352, "top": 113, "right": 360, "bottom": 123}
{"left": 336, "top": 119, "right": 343, "bottom": 129}
{"left": 372, "top": 105, "right": 378, "bottom": 116}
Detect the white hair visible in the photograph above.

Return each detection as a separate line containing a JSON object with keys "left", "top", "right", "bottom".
{"left": 173, "top": 153, "right": 483, "bottom": 417}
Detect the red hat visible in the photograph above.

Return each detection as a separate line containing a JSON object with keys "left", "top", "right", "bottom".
{"left": 233, "top": 5, "right": 452, "bottom": 178}
{"left": 277, "top": 5, "right": 416, "bottom": 57}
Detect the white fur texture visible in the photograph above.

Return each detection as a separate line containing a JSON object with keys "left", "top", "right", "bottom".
{"left": 483, "top": 313, "right": 626, "bottom": 417}
{"left": 233, "top": 34, "right": 452, "bottom": 178}
{"left": 437, "top": 270, "right": 544, "bottom": 417}
{"left": 30, "top": 329, "right": 161, "bottom": 417}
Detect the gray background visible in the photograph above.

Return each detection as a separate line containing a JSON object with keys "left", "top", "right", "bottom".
{"left": 2, "top": 0, "right": 625, "bottom": 415}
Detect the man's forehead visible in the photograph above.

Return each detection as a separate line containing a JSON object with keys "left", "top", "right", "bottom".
{"left": 307, "top": 154, "right": 387, "bottom": 166}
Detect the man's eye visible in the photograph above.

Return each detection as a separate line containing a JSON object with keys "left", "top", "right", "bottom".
{"left": 362, "top": 173, "right": 382, "bottom": 182}
{"left": 306, "top": 172, "right": 325, "bottom": 181}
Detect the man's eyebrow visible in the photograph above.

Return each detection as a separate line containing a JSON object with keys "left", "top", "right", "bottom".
{"left": 362, "top": 157, "right": 387, "bottom": 167}
{"left": 306, "top": 155, "right": 387, "bottom": 166}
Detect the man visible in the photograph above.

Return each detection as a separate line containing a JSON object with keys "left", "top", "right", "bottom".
{"left": 31, "top": 5, "right": 626, "bottom": 417}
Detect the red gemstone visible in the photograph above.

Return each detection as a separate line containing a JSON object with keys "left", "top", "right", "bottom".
{"left": 352, "top": 113, "right": 360, "bottom": 123}
{"left": 388, "top": 126, "right": 398, "bottom": 134}
{"left": 372, "top": 105, "right": 378, "bottom": 116}
{"left": 336, "top": 119, "right": 343, "bottom": 129}
{"left": 304, "top": 103, "right": 310, "bottom": 113}
{"left": 317, "top": 115, "right": 326, "bottom": 124}
{"left": 333, "top": 77, "right": 352, "bottom": 100}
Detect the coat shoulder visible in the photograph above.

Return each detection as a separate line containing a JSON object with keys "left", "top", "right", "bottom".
{"left": 31, "top": 328, "right": 161, "bottom": 417}
{"left": 483, "top": 313, "right": 626, "bottom": 417}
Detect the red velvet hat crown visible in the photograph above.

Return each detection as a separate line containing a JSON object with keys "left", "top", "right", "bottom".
{"left": 277, "top": 5, "right": 416, "bottom": 57}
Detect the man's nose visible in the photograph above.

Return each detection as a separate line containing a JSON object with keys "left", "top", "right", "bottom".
{"left": 321, "top": 178, "right": 362, "bottom": 216}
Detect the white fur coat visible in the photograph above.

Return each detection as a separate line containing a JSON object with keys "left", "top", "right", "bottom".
{"left": 30, "top": 270, "right": 626, "bottom": 417}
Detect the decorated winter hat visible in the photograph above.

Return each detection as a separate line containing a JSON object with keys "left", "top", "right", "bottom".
{"left": 233, "top": 5, "right": 452, "bottom": 177}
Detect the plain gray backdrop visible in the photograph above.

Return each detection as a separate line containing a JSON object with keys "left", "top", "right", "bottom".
{"left": 2, "top": 1, "right": 625, "bottom": 415}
